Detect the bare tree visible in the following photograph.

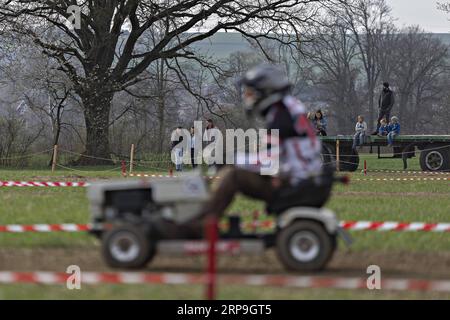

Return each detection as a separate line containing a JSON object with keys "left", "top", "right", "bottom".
{"left": 304, "top": 15, "right": 362, "bottom": 133}
{"left": 0, "top": 103, "right": 46, "bottom": 167}
{"left": 0, "top": 31, "right": 89, "bottom": 149}
{"left": 0, "top": 0, "right": 342, "bottom": 164}
{"left": 206, "top": 51, "right": 263, "bottom": 129}
{"left": 438, "top": 1, "right": 450, "bottom": 14}
{"left": 341, "top": 0, "right": 394, "bottom": 131}
{"left": 389, "top": 27, "right": 449, "bottom": 133}
{"left": 24, "top": 78, "right": 74, "bottom": 165}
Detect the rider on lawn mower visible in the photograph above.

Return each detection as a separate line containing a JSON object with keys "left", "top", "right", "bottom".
{"left": 161, "top": 64, "right": 334, "bottom": 239}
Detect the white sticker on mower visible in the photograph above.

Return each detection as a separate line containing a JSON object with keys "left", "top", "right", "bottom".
{"left": 183, "top": 179, "right": 203, "bottom": 196}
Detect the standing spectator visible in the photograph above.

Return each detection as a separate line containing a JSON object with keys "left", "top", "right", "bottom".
{"left": 172, "top": 127, "right": 184, "bottom": 172}
{"left": 313, "top": 109, "right": 328, "bottom": 136}
{"left": 387, "top": 116, "right": 401, "bottom": 147}
{"left": 204, "top": 119, "right": 216, "bottom": 168}
{"left": 378, "top": 118, "right": 389, "bottom": 136}
{"left": 352, "top": 115, "right": 367, "bottom": 150}
{"left": 204, "top": 119, "right": 215, "bottom": 141}
{"left": 373, "top": 82, "right": 395, "bottom": 134}
{"left": 190, "top": 126, "right": 197, "bottom": 169}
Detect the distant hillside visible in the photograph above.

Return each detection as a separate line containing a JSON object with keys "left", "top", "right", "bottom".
{"left": 434, "top": 33, "right": 450, "bottom": 45}
{"left": 191, "top": 32, "right": 252, "bottom": 59}
{"left": 191, "top": 32, "right": 450, "bottom": 59}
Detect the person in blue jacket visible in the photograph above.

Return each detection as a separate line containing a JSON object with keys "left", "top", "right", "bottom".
{"left": 378, "top": 118, "right": 389, "bottom": 136}
{"left": 387, "top": 116, "right": 400, "bottom": 147}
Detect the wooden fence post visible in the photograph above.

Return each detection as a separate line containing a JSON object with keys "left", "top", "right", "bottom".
{"left": 205, "top": 216, "right": 218, "bottom": 300}
{"left": 121, "top": 160, "right": 127, "bottom": 177}
{"left": 336, "top": 139, "right": 340, "bottom": 172}
{"left": 129, "top": 144, "right": 135, "bottom": 174}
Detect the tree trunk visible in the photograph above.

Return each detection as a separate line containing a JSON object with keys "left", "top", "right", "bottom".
{"left": 48, "top": 105, "right": 63, "bottom": 167}
{"left": 156, "top": 58, "right": 166, "bottom": 154}
{"left": 76, "top": 90, "right": 114, "bottom": 166}
{"left": 157, "top": 98, "right": 165, "bottom": 154}
{"left": 368, "top": 87, "right": 375, "bottom": 132}
{"left": 398, "top": 93, "right": 408, "bottom": 133}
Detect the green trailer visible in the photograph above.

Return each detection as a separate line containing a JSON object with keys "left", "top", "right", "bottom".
{"left": 320, "top": 135, "right": 450, "bottom": 172}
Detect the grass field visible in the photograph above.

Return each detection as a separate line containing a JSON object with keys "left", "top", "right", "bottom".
{"left": 0, "top": 154, "right": 449, "bottom": 299}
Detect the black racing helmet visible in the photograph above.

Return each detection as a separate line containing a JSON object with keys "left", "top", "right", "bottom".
{"left": 240, "top": 64, "right": 291, "bottom": 116}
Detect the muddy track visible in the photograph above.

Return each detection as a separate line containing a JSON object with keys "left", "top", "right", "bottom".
{"left": 1, "top": 247, "right": 449, "bottom": 280}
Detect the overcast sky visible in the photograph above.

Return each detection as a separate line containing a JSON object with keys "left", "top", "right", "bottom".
{"left": 388, "top": 0, "right": 449, "bottom": 33}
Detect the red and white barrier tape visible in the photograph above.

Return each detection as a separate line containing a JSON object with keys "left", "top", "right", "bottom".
{"left": 340, "top": 221, "right": 450, "bottom": 232}
{"left": 1, "top": 220, "right": 450, "bottom": 233}
{"left": 128, "top": 174, "right": 175, "bottom": 178}
{"left": 127, "top": 173, "right": 220, "bottom": 180}
{"left": 223, "top": 220, "right": 450, "bottom": 233}
{"left": 0, "top": 181, "right": 88, "bottom": 187}
{"left": 128, "top": 169, "right": 450, "bottom": 177}
{"left": 0, "top": 175, "right": 447, "bottom": 187}
{"left": 368, "top": 169, "right": 450, "bottom": 175}
{"left": 125, "top": 173, "right": 448, "bottom": 183}
{"left": 0, "top": 271, "right": 449, "bottom": 292}
{"left": 0, "top": 177, "right": 221, "bottom": 187}
{"left": 0, "top": 224, "right": 91, "bottom": 233}
{"left": 354, "top": 177, "right": 448, "bottom": 182}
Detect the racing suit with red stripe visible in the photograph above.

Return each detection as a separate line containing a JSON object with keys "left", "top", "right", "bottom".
{"left": 195, "top": 96, "right": 332, "bottom": 222}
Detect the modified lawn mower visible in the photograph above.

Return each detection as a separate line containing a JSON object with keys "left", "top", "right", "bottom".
{"left": 87, "top": 171, "right": 351, "bottom": 272}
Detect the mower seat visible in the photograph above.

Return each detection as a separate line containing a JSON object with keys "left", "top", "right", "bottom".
{"left": 266, "top": 175, "right": 334, "bottom": 215}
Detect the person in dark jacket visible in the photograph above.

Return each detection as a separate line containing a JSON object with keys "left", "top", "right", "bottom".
{"left": 373, "top": 82, "right": 395, "bottom": 135}
{"left": 190, "top": 126, "right": 197, "bottom": 169}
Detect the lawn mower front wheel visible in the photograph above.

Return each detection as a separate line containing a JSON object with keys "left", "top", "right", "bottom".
{"left": 101, "top": 224, "right": 156, "bottom": 269}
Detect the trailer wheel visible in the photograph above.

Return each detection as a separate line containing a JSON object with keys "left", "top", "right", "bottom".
{"left": 420, "top": 148, "right": 450, "bottom": 172}
{"left": 102, "top": 224, "right": 156, "bottom": 269}
{"left": 340, "top": 148, "right": 359, "bottom": 172}
{"left": 321, "top": 144, "right": 335, "bottom": 170}
{"left": 276, "top": 221, "right": 336, "bottom": 272}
